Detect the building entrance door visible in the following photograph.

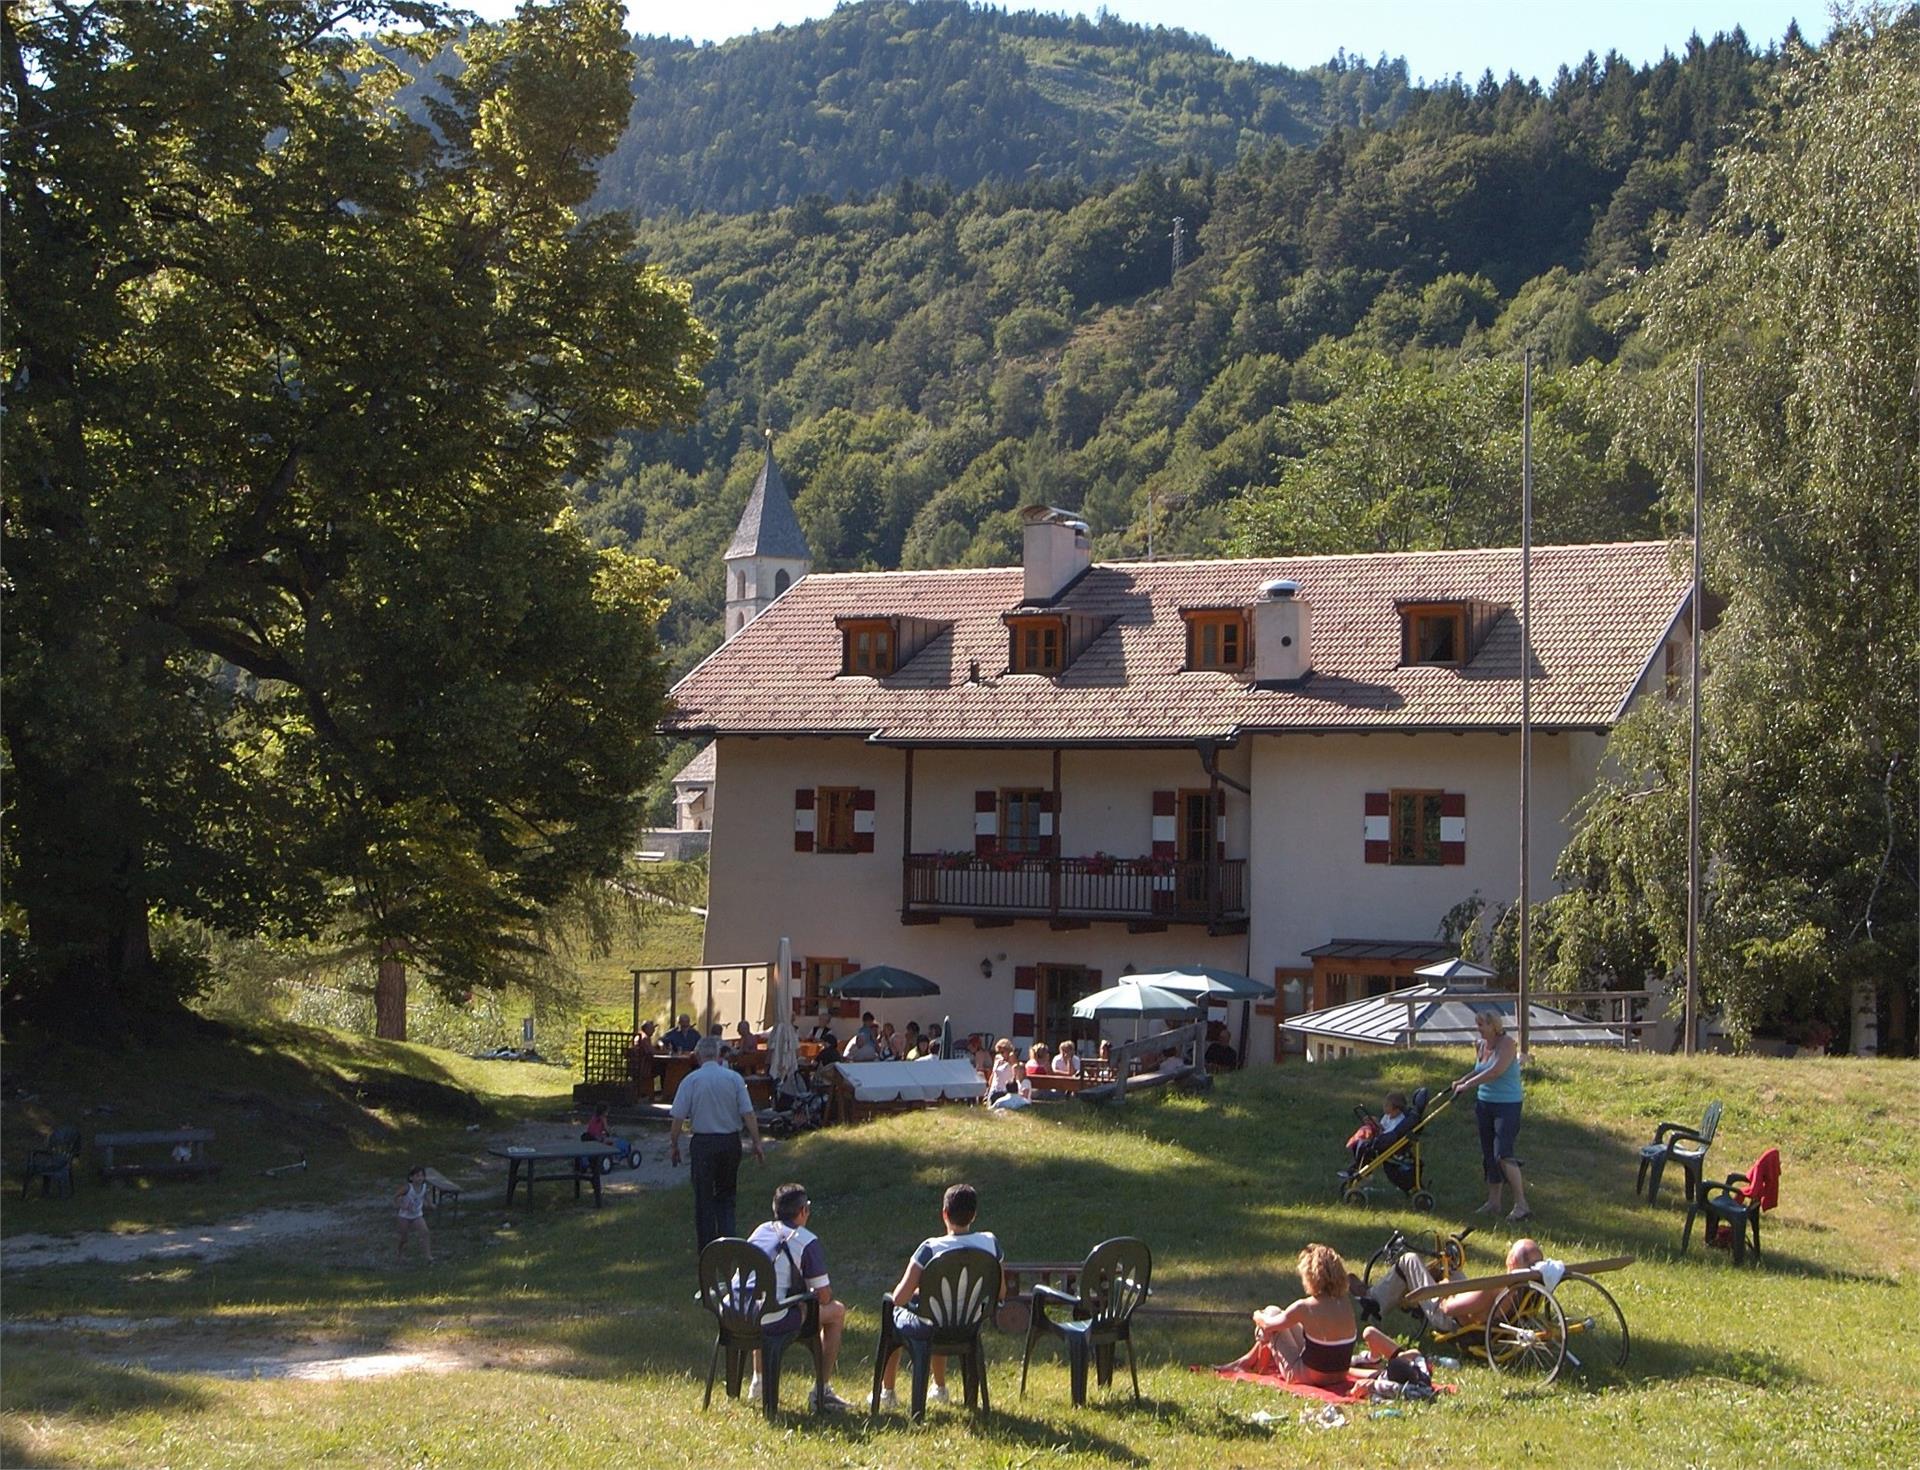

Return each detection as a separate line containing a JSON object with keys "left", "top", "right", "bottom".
{"left": 1036, "top": 965, "right": 1101, "bottom": 1048}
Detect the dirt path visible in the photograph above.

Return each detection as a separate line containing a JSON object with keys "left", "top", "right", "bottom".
{"left": 1, "top": 1122, "right": 691, "bottom": 1274}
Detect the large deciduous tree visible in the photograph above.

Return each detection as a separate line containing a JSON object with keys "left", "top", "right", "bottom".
{"left": 1537, "top": 7, "right": 1919, "bottom": 1051}
{"left": 2, "top": 1, "right": 712, "bottom": 1032}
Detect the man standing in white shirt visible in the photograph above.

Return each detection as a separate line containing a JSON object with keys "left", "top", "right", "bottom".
{"left": 669, "top": 1036, "right": 764, "bottom": 1251}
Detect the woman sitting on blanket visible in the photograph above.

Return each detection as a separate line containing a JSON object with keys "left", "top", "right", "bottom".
{"left": 1221, "top": 1243, "right": 1400, "bottom": 1386}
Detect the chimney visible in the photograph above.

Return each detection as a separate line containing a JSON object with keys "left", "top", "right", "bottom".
{"left": 1020, "top": 505, "right": 1092, "bottom": 604}
{"left": 1252, "top": 578, "right": 1312, "bottom": 683}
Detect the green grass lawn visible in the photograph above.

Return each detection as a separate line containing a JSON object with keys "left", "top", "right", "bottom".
{"left": 3, "top": 1024, "right": 1916, "bottom": 1468}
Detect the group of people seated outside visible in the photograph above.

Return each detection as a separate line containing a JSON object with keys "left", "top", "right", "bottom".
{"left": 981, "top": 1035, "right": 1110, "bottom": 1102}
{"left": 808, "top": 1013, "right": 946, "bottom": 1065}
{"left": 742, "top": 1179, "right": 1003, "bottom": 1413}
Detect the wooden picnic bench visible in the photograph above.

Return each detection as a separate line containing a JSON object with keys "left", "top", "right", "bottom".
{"left": 1025, "top": 1074, "right": 1093, "bottom": 1098}
{"left": 421, "top": 1167, "right": 462, "bottom": 1210}
{"left": 94, "top": 1129, "right": 221, "bottom": 1184}
{"left": 1076, "top": 1025, "right": 1213, "bottom": 1105}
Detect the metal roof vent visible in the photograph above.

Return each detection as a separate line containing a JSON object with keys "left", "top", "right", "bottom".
{"left": 1261, "top": 578, "right": 1300, "bottom": 600}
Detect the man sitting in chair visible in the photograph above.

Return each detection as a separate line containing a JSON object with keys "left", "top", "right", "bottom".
{"left": 746, "top": 1182, "right": 850, "bottom": 1412}
{"left": 1366, "top": 1237, "right": 1544, "bottom": 1332}
{"left": 876, "top": 1183, "right": 1004, "bottom": 1409}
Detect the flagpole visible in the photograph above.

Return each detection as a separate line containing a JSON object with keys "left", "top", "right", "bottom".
{"left": 1685, "top": 359, "right": 1705, "bottom": 1056}
{"left": 1519, "top": 348, "right": 1533, "bottom": 1057}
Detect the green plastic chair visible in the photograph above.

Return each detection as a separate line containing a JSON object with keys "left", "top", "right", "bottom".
{"left": 1636, "top": 1100, "right": 1722, "bottom": 1206}
{"left": 696, "top": 1238, "right": 824, "bottom": 1418}
{"left": 869, "top": 1245, "right": 998, "bottom": 1420}
{"left": 1019, "top": 1237, "right": 1152, "bottom": 1406}
{"left": 16, "top": 1126, "right": 81, "bottom": 1200}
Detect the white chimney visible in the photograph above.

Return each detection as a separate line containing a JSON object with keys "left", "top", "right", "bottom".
{"left": 1020, "top": 505, "right": 1092, "bottom": 603}
{"left": 1252, "top": 578, "right": 1312, "bottom": 682}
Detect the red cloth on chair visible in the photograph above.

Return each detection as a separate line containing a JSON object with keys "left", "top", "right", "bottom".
{"left": 1734, "top": 1147, "right": 1781, "bottom": 1211}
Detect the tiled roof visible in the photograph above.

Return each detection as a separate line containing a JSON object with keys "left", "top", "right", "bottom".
{"left": 665, "top": 541, "right": 1690, "bottom": 743}
{"left": 724, "top": 442, "right": 812, "bottom": 562}
{"left": 670, "top": 742, "right": 716, "bottom": 785}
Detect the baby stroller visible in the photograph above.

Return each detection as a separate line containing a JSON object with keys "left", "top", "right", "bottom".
{"left": 762, "top": 1072, "right": 828, "bottom": 1138}
{"left": 1337, "top": 1085, "right": 1453, "bottom": 1211}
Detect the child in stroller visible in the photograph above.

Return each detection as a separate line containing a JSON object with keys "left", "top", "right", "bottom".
{"left": 1338, "top": 1085, "right": 1448, "bottom": 1210}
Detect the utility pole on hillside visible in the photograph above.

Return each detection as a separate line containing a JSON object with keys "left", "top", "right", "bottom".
{"left": 1171, "top": 216, "right": 1185, "bottom": 281}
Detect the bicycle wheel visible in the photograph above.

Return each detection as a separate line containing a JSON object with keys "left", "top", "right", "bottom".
{"left": 1484, "top": 1284, "right": 1567, "bottom": 1384}
{"left": 1367, "top": 1228, "right": 1413, "bottom": 1289}
{"left": 1552, "top": 1272, "right": 1629, "bottom": 1384}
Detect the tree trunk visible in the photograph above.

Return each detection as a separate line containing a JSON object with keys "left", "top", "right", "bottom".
{"left": 375, "top": 940, "right": 407, "bottom": 1041}
{"left": 1849, "top": 978, "right": 1879, "bottom": 1057}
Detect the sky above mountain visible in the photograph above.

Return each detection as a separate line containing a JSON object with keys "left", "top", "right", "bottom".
{"left": 473, "top": 1, "right": 1828, "bottom": 83}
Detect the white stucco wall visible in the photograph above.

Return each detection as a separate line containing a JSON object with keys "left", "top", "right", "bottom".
{"left": 701, "top": 737, "right": 1253, "bottom": 1047}
{"left": 1246, "top": 730, "right": 1596, "bottom": 1062}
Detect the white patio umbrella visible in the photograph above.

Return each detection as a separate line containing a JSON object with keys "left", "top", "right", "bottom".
{"left": 767, "top": 936, "right": 801, "bottom": 1092}
{"left": 1072, "top": 979, "right": 1202, "bottom": 1042}
{"left": 1133, "top": 967, "right": 1272, "bottom": 1070}
{"left": 1130, "top": 966, "right": 1275, "bottom": 1002}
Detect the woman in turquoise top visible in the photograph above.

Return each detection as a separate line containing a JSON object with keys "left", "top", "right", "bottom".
{"left": 1452, "top": 1010, "right": 1530, "bottom": 1221}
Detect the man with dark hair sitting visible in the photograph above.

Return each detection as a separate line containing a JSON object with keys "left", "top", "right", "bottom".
{"left": 876, "top": 1182, "right": 1004, "bottom": 1410}
{"left": 746, "top": 1182, "right": 850, "bottom": 1411}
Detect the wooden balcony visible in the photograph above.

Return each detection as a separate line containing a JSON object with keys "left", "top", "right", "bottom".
{"left": 902, "top": 853, "right": 1248, "bottom": 933}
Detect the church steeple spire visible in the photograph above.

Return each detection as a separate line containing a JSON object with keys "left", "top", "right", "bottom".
{"left": 723, "top": 431, "right": 811, "bottom": 639}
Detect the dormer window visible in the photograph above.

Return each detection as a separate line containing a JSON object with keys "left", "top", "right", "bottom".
{"left": 1399, "top": 601, "right": 1467, "bottom": 665}
{"left": 841, "top": 618, "right": 895, "bottom": 676}
{"left": 1182, "top": 609, "right": 1248, "bottom": 672}
{"left": 1007, "top": 615, "right": 1065, "bottom": 674}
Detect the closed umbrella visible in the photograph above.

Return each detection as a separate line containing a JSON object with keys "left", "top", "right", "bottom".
{"left": 826, "top": 964, "right": 942, "bottom": 999}
{"left": 768, "top": 936, "right": 800, "bottom": 1093}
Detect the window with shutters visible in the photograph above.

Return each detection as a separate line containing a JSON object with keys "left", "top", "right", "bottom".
{"left": 1007, "top": 616, "right": 1064, "bottom": 674}
{"left": 1390, "top": 789, "right": 1445, "bottom": 866}
{"left": 1181, "top": 610, "right": 1248, "bottom": 671}
{"left": 999, "top": 789, "right": 1047, "bottom": 854}
{"left": 816, "top": 787, "right": 859, "bottom": 853}
{"left": 841, "top": 619, "right": 895, "bottom": 676}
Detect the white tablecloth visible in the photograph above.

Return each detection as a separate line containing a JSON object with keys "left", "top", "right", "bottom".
{"left": 835, "top": 1060, "right": 985, "bottom": 1103}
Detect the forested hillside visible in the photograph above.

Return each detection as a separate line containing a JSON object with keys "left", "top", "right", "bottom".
{"left": 604, "top": 1, "right": 1411, "bottom": 214}
{"left": 579, "top": 25, "right": 1785, "bottom": 675}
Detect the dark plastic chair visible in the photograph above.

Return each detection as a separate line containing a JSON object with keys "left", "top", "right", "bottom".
{"left": 869, "top": 1245, "right": 998, "bottom": 1420}
{"left": 1019, "top": 1237, "right": 1152, "bottom": 1406}
{"left": 696, "top": 1238, "right": 824, "bottom": 1418}
{"left": 1636, "top": 1100, "right": 1722, "bottom": 1206}
{"left": 16, "top": 1126, "right": 81, "bottom": 1199}
{"left": 1682, "top": 1152, "right": 1778, "bottom": 1265}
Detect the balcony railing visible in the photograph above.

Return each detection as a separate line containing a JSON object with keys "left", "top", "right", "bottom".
{"left": 903, "top": 853, "right": 1247, "bottom": 927}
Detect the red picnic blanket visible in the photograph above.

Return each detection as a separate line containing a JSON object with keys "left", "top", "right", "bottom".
{"left": 1192, "top": 1362, "right": 1459, "bottom": 1403}
{"left": 1196, "top": 1364, "right": 1375, "bottom": 1403}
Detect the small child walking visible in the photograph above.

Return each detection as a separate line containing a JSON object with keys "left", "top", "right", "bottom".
{"left": 396, "top": 1165, "right": 433, "bottom": 1265}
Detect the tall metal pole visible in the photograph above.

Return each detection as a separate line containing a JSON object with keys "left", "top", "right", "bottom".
{"left": 1518, "top": 349, "right": 1533, "bottom": 1057}
{"left": 1685, "top": 359, "right": 1705, "bottom": 1055}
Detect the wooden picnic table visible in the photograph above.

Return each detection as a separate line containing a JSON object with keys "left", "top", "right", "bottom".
{"left": 487, "top": 1142, "right": 620, "bottom": 1207}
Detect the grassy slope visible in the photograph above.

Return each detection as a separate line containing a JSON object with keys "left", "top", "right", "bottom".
{"left": 3, "top": 1029, "right": 1916, "bottom": 1469}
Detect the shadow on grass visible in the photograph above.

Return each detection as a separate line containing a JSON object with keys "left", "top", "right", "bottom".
{"left": 0, "top": 1424, "right": 78, "bottom": 1469}
{"left": 0, "top": 1347, "right": 215, "bottom": 1419}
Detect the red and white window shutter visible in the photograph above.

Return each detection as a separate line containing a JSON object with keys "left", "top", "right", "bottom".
{"left": 975, "top": 790, "right": 998, "bottom": 855}
{"left": 1363, "top": 791, "right": 1390, "bottom": 863}
{"left": 1440, "top": 792, "right": 1466, "bottom": 864}
{"left": 1012, "top": 965, "right": 1036, "bottom": 1043}
{"left": 794, "top": 788, "right": 815, "bottom": 853}
{"left": 853, "top": 787, "right": 877, "bottom": 853}
{"left": 1150, "top": 790, "right": 1176, "bottom": 859}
